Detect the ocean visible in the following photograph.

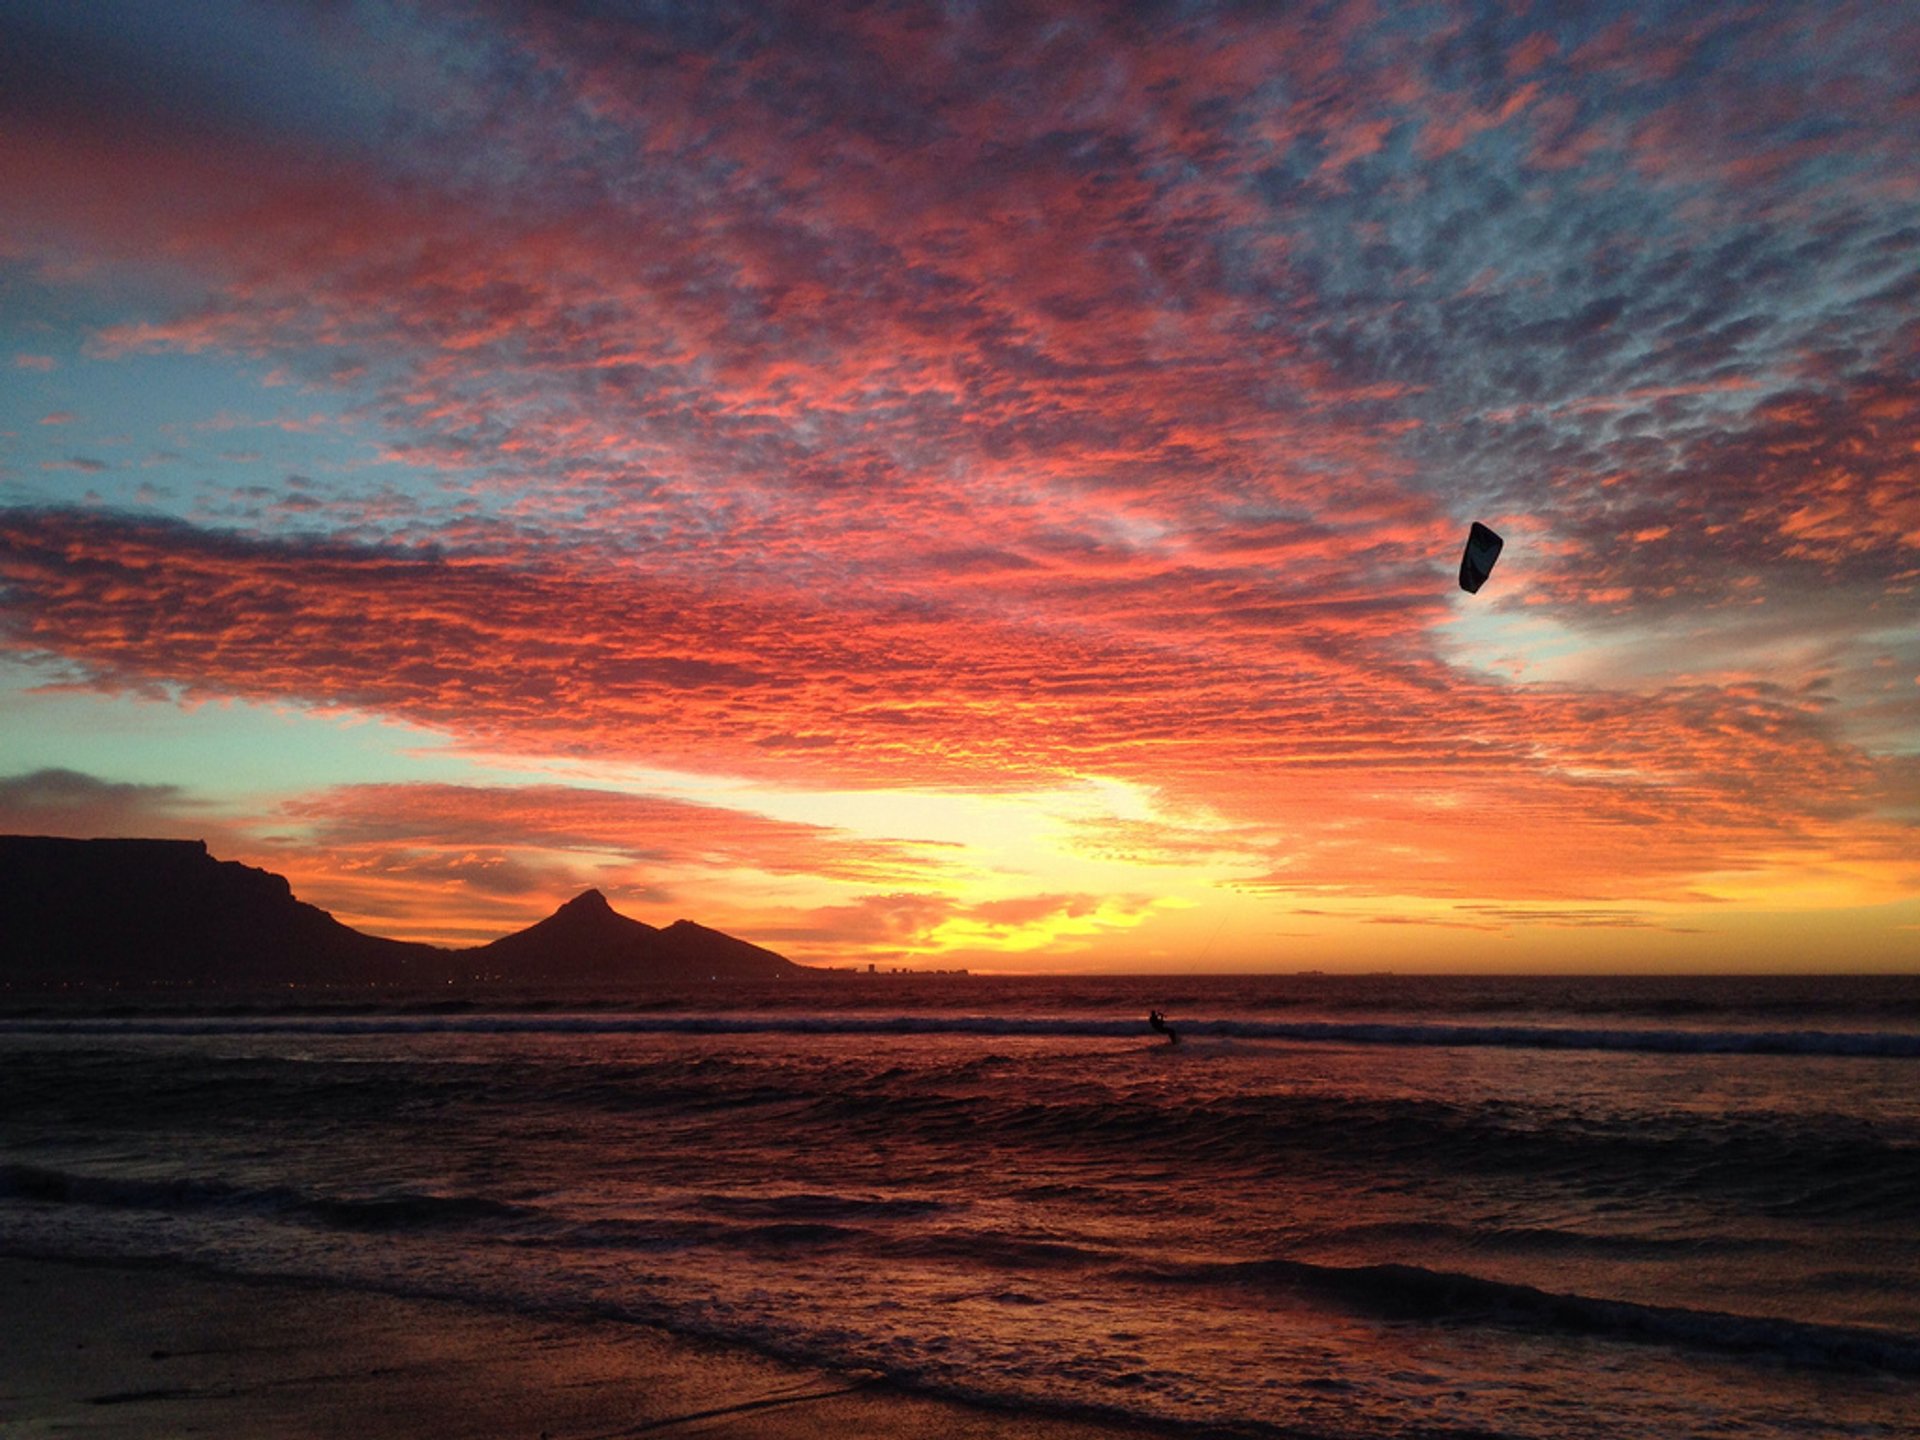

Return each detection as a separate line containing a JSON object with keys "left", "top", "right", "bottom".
{"left": 3, "top": 974, "right": 1917, "bottom": 1438}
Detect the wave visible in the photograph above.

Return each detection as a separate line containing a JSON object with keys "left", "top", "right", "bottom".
{"left": 1170, "top": 1255, "right": 1920, "bottom": 1375}
{"left": 0, "top": 1162, "right": 530, "bottom": 1232}
{"left": 697, "top": 1191, "right": 950, "bottom": 1221}
{"left": 9, "top": 1154, "right": 1916, "bottom": 1408}
{"left": 6, "top": 1012, "right": 1919, "bottom": 1057}
{"left": 777, "top": 1085, "right": 1920, "bottom": 1226}
{"left": 1315, "top": 1220, "right": 1776, "bottom": 1258}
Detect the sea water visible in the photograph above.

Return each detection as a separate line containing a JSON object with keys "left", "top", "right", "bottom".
{"left": 3, "top": 974, "right": 1917, "bottom": 1438}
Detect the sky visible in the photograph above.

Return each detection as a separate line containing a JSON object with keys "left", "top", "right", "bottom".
{"left": 2, "top": 0, "right": 1917, "bottom": 972}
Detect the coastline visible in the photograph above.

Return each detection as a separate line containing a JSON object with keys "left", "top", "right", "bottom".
{"left": 0, "top": 1254, "right": 1148, "bottom": 1439}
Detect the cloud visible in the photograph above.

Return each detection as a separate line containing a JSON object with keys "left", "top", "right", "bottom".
{"left": 0, "top": 506, "right": 1447, "bottom": 791}
{"left": 276, "top": 780, "right": 949, "bottom": 885}
{"left": 2, "top": 504, "right": 1914, "bottom": 910}
{"left": 755, "top": 887, "right": 1159, "bottom": 962}
{"left": 0, "top": 766, "right": 201, "bottom": 837}
{"left": 227, "top": 776, "right": 958, "bottom": 946}
{"left": 0, "top": 0, "right": 391, "bottom": 153}
{"left": 758, "top": 892, "right": 961, "bottom": 949}
{"left": 1453, "top": 904, "right": 1700, "bottom": 932}
{"left": 1, "top": 1, "right": 1915, "bottom": 938}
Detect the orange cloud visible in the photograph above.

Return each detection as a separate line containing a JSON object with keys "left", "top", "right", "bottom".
{"left": 240, "top": 779, "right": 957, "bottom": 946}
{"left": 5, "top": 506, "right": 1912, "bottom": 921}
{"left": 3, "top": 2, "right": 1916, "bottom": 958}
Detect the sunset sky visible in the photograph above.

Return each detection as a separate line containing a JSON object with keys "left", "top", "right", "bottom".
{"left": 3, "top": 0, "right": 1917, "bottom": 971}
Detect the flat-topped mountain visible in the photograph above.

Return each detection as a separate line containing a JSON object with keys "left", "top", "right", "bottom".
{"left": 0, "top": 835, "right": 800, "bottom": 990}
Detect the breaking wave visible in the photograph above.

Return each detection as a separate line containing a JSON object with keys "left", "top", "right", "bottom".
{"left": 0, "top": 1162, "right": 529, "bottom": 1232}
{"left": 1177, "top": 1256, "right": 1920, "bottom": 1376}
{"left": 6, "top": 1012, "right": 1919, "bottom": 1057}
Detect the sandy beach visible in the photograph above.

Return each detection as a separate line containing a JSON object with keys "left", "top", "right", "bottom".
{"left": 0, "top": 1255, "right": 1146, "bottom": 1439}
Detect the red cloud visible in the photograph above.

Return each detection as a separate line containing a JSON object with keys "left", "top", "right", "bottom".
{"left": 5, "top": 506, "right": 1913, "bottom": 911}
{"left": 278, "top": 780, "right": 949, "bottom": 885}
{"left": 4, "top": 2, "right": 1916, "bottom": 934}
{"left": 242, "top": 779, "right": 955, "bottom": 946}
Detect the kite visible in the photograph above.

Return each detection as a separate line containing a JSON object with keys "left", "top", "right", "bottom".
{"left": 1458, "top": 521, "right": 1504, "bottom": 594}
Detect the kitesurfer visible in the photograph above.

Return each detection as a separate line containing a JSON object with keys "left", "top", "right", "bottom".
{"left": 1148, "top": 1009, "right": 1179, "bottom": 1046}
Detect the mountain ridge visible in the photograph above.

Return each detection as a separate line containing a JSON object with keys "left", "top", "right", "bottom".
{"left": 0, "top": 834, "right": 800, "bottom": 989}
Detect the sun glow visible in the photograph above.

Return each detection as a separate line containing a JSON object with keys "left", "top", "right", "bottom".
{"left": 2, "top": 0, "right": 1916, "bottom": 971}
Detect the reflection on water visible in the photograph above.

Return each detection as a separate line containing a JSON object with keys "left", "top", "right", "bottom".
{"left": 4, "top": 975, "right": 1918, "bottom": 1438}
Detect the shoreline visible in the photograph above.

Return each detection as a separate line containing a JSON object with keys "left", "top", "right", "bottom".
{"left": 0, "top": 1253, "right": 1151, "bottom": 1439}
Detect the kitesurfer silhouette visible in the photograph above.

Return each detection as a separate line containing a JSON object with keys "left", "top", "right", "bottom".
{"left": 1148, "top": 1009, "right": 1179, "bottom": 1046}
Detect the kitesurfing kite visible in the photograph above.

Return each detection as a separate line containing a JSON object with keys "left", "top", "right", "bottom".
{"left": 1458, "top": 521, "right": 1504, "bottom": 594}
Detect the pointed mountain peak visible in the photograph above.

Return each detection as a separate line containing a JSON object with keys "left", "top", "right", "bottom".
{"left": 473, "top": 885, "right": 658, "bottom": 964}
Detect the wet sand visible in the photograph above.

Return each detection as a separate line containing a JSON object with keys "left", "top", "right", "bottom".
{"left": 0, "top": 1255, "right": 1147, "bottom": 1439}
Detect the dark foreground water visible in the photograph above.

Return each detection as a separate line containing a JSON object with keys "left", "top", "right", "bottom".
{"left": 3, "top": 974, "right": 1918, "bottom": 1438}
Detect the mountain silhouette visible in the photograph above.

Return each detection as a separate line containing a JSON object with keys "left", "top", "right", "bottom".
{"left": 0, "top": 835, "right": 799, "bottom": 991}
{"left": 469, "top": 887, "right": 794, "bottom": 981}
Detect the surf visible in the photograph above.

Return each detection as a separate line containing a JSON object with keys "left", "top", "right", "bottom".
{"left": 7, "top": 1011, "right": 1918, "bottom": 1058}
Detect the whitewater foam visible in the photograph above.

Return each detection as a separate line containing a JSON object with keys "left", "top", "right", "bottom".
{"left": 5, "top": 1012, "right": 1917, "bottom": 1057}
